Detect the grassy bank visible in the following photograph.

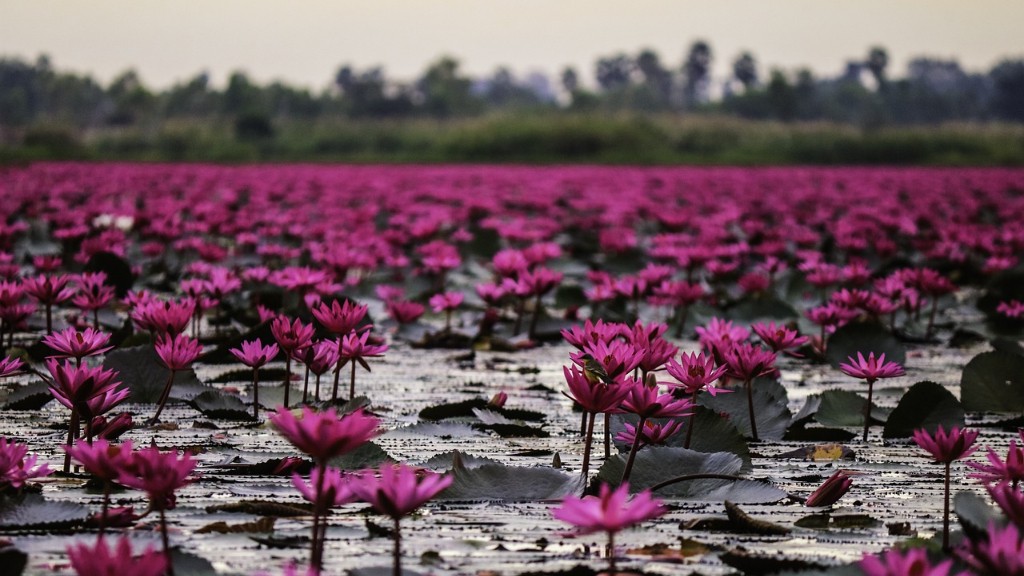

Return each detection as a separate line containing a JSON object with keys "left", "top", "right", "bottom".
{"left": 3, "top": 114, "right": 1024, "bottom": 165}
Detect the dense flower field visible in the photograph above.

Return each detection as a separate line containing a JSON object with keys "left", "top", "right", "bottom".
{"left": 1, "top": 163, "right": 1024, "bottom": 575}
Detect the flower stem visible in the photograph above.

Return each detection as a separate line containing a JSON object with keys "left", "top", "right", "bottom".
{"left": 252, "top": 368, "right": 260, "bottom": 420}
{"left": 745, "top": 378, "right": 758, "bottom": 442}
{"left": 99, "top": 481, "right": 110, "bottom": 536}
{"left": 302, "top": 363, "right": 310, "bottom": 404}
{"left": 311, "top": 464, "right": 327, "bottom": 570}
{"left": 150, "top": 369, "right": 176, "bottom": 423}
{"left": 621, "top": 416, "right": 647, "bottom": 485}
{"left": 607, "top": 530, "right": 616, "bottom": 574}
{"left": 63, "top": 409, "right": 79, "bottom": 473}
{"left": 648, "top": 472, "right": 750, "bottom": 493}
{"left": 927, "top": 298, "right": 938, "bottom": 338}
{"left": 943, "top": 461, "right": 951, "bottom": 553}
{"left": 160, "top": 508, "right": 174, "bottom": 576}
{"left": 392, "top": 517, "right": 402, "bottom": 576}
{"left": 331, "top": 348, "right": 343, "bottom": 402}
{"left": 581, "top": 412, "right": 596, "bottom": 479}
{"left": 349, "top": 361, "right": 357, "bottom": 400}
{"left": 283, "top": 355, "right": 292, "bottom": 409}
{"left": 684, "top": 391, "right": 699, "bottom": 449}
{"left": 862, "top": 378, "right": 875, "bottom": 442}
{"left": 604, "top": 412, "right": 611, "bottom": 458}
{"left": 528, "top": 293, "right": 542, "bottom": 340}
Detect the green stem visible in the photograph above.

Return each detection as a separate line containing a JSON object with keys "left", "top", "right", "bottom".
{"left": 684, "top": 390, "right": 699, "bottom": 449}
{"left": 349, "top": 361, "right": 357, "bottom": 400}
{"left": 943, "top": 461, "right": 951, "bottom": 553}
{"left": 252, "top": 368, "right": 260, "bottom": 420}
{"left": 862, "top": 378, "right": 875, "bottom": 442}
{"left": 283, "top": 355, "right": 292, "bottom": 408}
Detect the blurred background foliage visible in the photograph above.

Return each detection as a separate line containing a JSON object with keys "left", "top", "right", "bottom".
{"left": 2, "top": 43, "right": 1024, "bottom": 164}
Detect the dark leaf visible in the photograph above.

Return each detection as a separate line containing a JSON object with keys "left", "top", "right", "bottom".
{"left": 815, "top": 390, "right": 889, "bottom": 428}
{"left": 610, "top": 407, "right": 752, "bottom": 472}
{"left": 0, "top": 493, "right": 89, "bottom": 531}
{"left": 84, "top": 252, "right": 134, "bottom": 298}
{"left": 699, "top": 378, "right": 791, "bottom": 440}
{"left": 188, "top": 390, "right": 252, "bottom": 421}
{"left": 955, "top": 490, "right": 1004, "bottom": 542}
{"left": 598, "top": 447, "right": 786, "bottom": 503}
{"left": 325, "top": 441, "right": 392, "bottom": 470}
{"left": 883, "top": 381, "right": 964, "bottom": 438}
{"left": 961, "top": 350, "right": 1024, "bottom": 413}
{"left": 419, "top": 398, "right": 544, "bottom": 422}
{"left": 207, "top": 367, "right": 288, "bottom": 384}
{"left": 439, "top": 463, "right": 583, "bottom": 501}
{"left": 206, "top": 500, "right": 311, "bottom": 517}
{"left": 170, "top": 550, "right": 218, "bottom": 576}
{"left": 826, "top": 322, "right": 906, "bottom": 368}
{"left": 0, "top": 546, "right": 26, "bottom": 575}
{"left": 720, "top": 549, "right": 829, "bottom": 575}
{"left": 726, "top": 297, "right": 799, "bottom": 323}
{"left": 197, "top": 321, "right": 274, "bottom": 365}
{"left": 794, "top": 513, "right": 880, "bottom": 529}
{"left": 102, "top": 345, "right": 208, "bottom": 403}
{"left": 1, "top": 382, "right": 53, "bottom": 411}
{"left": 724, "top": 500, "right": 790, "bottom": 535}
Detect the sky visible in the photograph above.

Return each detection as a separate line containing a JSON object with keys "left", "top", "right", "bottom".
{"left": 2, "top": 0, "right": 1023, "bottom": 90}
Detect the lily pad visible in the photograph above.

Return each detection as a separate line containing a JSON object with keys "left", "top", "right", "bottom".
{"left": 597, "top": 447, "right": 786, "bottom": 503}
{"left": 883, "top": 381, "right": 964, "bottom": 438}
{"left": 955, "top": 490, "right": 1004, "bottom": 542}
{"left": 1, "top": 382, "right": 53, "bottom": 411}
{"left": 325, "top": 441, "right": 392, "bottom": 470}
{"left": 0, "top": 493, "right": 89, "bottom": 531}
{"left": 826, "top": 322, "right": 906, "bottom": 368}
{"left": 439, "top": 462, "right": 583, "bottom": 501}
{"left": 726, "top": 297, "right": 799, "bottom": 323}
{"left": 610, "top": 407, "right": 752, "bottom": 472}
{"left": 197, "top": 321, "right": 275, "bottom": 365}
{"left": 815, "top": 390, "right": 889, "bottom": 428}
{"left": 961, "top": 350, "right": 1024, "bottom": 413}
{"left": 189, "top": 390, "right": 253, "bottom": 421}
{"left": 84, "top": 251, "right": 135, "bottom": 298}
{"left": 699, "top": 378, "right": 791, "bottom": 440}
{"left": 419, "top": 398, "right": 544, "bottom": 422}
{"left": 103, "top": 345, "right": 209, "bottom": 403}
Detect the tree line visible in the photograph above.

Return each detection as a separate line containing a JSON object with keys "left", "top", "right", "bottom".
{"left": 1, "top": 42, "right": 1023, "bottom": 143}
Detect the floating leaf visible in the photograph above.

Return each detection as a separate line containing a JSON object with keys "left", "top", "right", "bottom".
{"left": 188, "top": 390, "right": 252, "bottom": 421}
{"left": 171, "top": 550, "right": 218, "bottom": 576}
{"left": 421, "top": 451, "right": 502, "bottom": 471}
{"left": 720, "top": 549, "right": 829, "bottom": 575}
{"left": 103, "top": 345, "right": 208, "bottom": 403}
{"left": 955, "top": 490, "right": 1004, "bottom": 542}
{"left": 326, "top": 441, "right": 391, "bottom": 470}
{"left": 598, "top": 447, "right": 786, "bottom": 503}
{"left": 726, "top": 297, "right": 799, "bottom": 323}
{"left": 196, "top": 321, "right": 275, "bottom": 365}
{"left": 699, "top": 378, "right": 791, "bottom": 440}
{"left": 1, "top": 382, "right": 53, "bottom": 411}
{"left": 826, "top": 322, "right": 906, "bottom": 368}
{"left": 883, "top": 381, "right": 964, "bottom": 438}
{"left": 84, "top": 252, "right": 134, "bottom": 298}
{"left": 0, "top": 493, "right": 89, "bottom": 531}
{"left": 815, "top": 390, "right": 889, "bottom": 428}
{"left": 207, "top": 367, "right": 288, "bottom": 384}
{"left": 419, "top": 398, "right": 544, "bottom": 422}
{"left": 776, "top": 444, "right": 855, "bottom": 461}
{"left": 724, "top": 500, "right": 790, "bottom": 535}
{"left": 206, "top": 500, "right": 311, "bottom": 517}
{"left": 196, "top": 517, "right": 276, "bottom": 534}
{"left": 0, "top": 546, "right": 26, "bottom": 575}
{"left": 961, "top": 350, "right": 1024, "bottom": 413}
{"left": 439, "top": 463, "right": 583, "bottom": 501}
{"left": 794, "top": 513, "right": 880, "bottom": 529}
{"left": 610, "top": 407, "right": 752, "bottom": 472}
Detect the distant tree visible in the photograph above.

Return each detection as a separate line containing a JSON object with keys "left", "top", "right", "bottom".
{"left": 866, "top": 46, "right": 889, "bottom": 86}
{"left": 766, "top": 70, "right": 797, "bottom": 121}
{"left": 683, "top": 40, "right": 712, "bottom": 108}
{"left": 595, "top": 54, "right": 634, "bottom": 92}
{"left": 223, "top": 71, "right": 263, "bottom": 114}
{"left": 416, "top": 56, "right": 481, "bottom": 118}
{"left": 990, "top": 59, "right": 1024, "bottom": 122}
{"left": 106, "top": 70, "right": 154, "bottom": 125}
{"left": 561, "top": 67, "right": 579, "bottom": 94}
{"left": 732, "top": 51, "right": 758, "bottom": 90}
{"left": 163, "top": 72, "right": 215, "bottom": 117}
{"left": 636, "top": 49, "right": 672, "bottom": 104}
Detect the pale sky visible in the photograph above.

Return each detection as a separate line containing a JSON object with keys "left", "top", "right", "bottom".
{"left": 2, "top": 0, "right": 1023, "bottom": 90}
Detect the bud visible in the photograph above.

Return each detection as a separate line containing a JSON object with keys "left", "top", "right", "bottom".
{"left": 805, "top": 470, "right": 853, "bottom": 507}
{"left": 487, "top": 391, "right": 508, "bottom": 408}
